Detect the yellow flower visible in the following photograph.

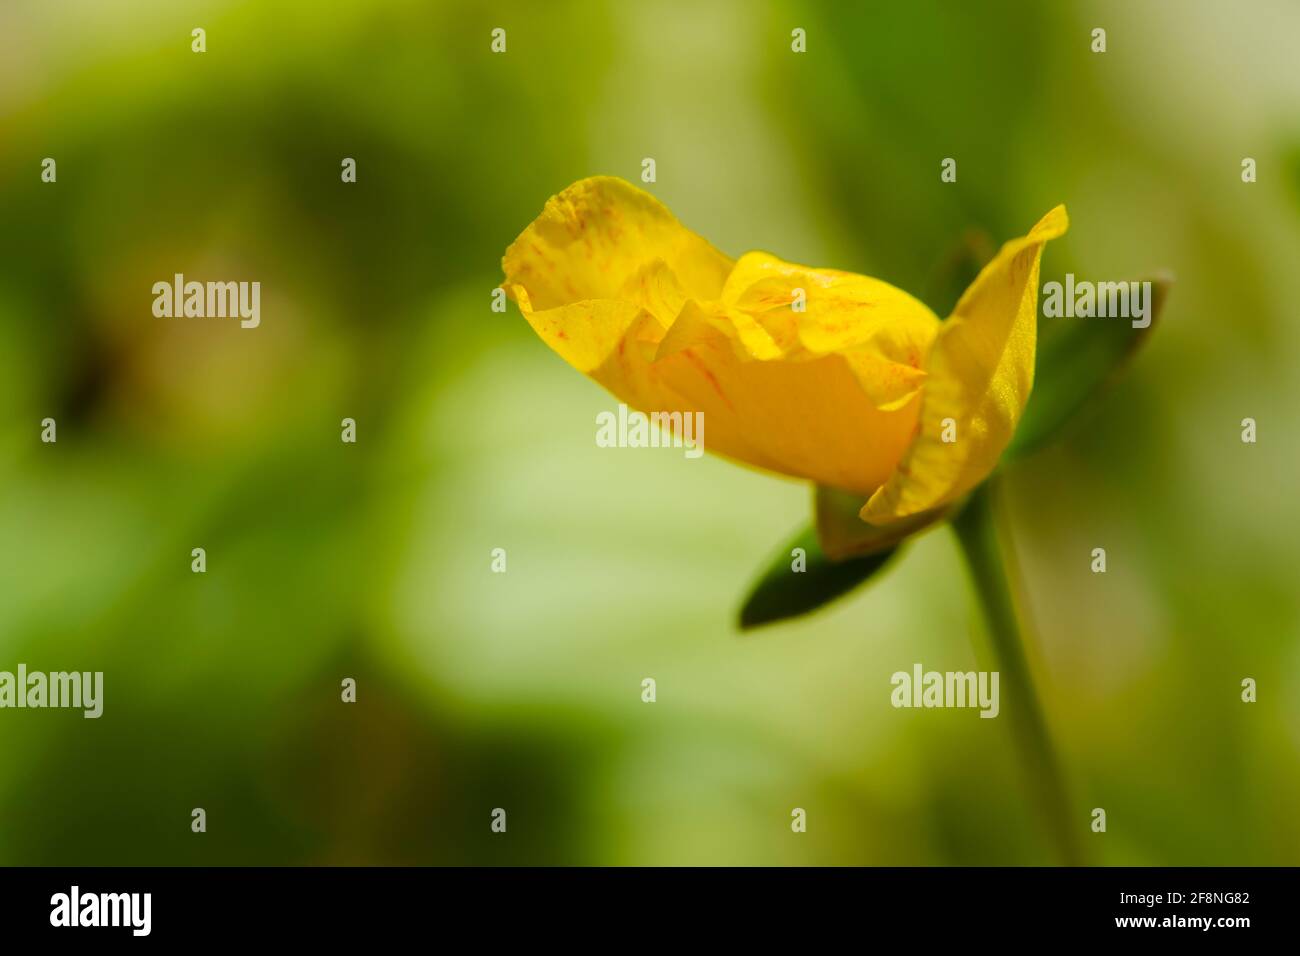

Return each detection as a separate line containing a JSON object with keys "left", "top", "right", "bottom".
{"left": 503, "top": 176, "right": 1066, "bottom": 526}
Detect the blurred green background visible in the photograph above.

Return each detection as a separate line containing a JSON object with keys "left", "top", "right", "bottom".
{"left": 1, "top": 0, "right": 1297, "bottom": 865}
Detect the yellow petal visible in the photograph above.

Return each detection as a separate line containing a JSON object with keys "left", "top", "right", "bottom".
{"left": 502, "top": 176, "right": 732, "bottom": 311}
{"left": 504, "top": 176, "right": 737, "bottom": 417}
{"left": 512, "top": 285, "right": 676, "bottom": 415}
{"left": 863, "top": 206, "right": 1068, "bottom": 524}
{"left": 505, "top": 177, "right": 944, "bottom": 495}
{"left": 651, "top": 301, "right": 923, "bottom": 493}
{"left": 721, "top": 252, "right": 940, "bottom": 408}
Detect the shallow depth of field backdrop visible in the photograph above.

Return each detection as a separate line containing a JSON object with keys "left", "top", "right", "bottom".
{"left": 1, "top": 0, "right": 1298, "bottom": 865}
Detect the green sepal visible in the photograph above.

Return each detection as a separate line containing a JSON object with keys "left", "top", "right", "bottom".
{"left": 815, "top": 484, "right": 948, "bottom": 560}
{"left": 1008, "top": 273, "right": 1171, "bottom": 459}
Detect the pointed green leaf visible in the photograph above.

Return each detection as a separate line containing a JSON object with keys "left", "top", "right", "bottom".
{"left": 738, "top": 524, "right": 898, "bottom": 631}
{"left": 1008, "top": 273, "right": 1171, "bottom": 459}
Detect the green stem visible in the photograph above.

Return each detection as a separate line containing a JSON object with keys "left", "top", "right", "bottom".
{"left": 951, "top": 479, "right": 1082, "bottom": 865}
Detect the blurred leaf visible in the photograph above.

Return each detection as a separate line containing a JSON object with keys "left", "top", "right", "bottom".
{"left": 1286, "top": 143, "right": 1300, "bottom": 212}
{"left": 815, "top": 484, "right": 946, "bottom": 560}
{"left": 738, "top": 524, "right": 898, "bottom": 631}
{"left": 922, "top": 227, "right": 995, "bottom": 316}
{"left": 1007, "top": 273, "right": 1171, "bottom": 459}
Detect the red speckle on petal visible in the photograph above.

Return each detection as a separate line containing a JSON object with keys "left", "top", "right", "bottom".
{"left": 682, "top": 348, "right": 734, "bottom": 412}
